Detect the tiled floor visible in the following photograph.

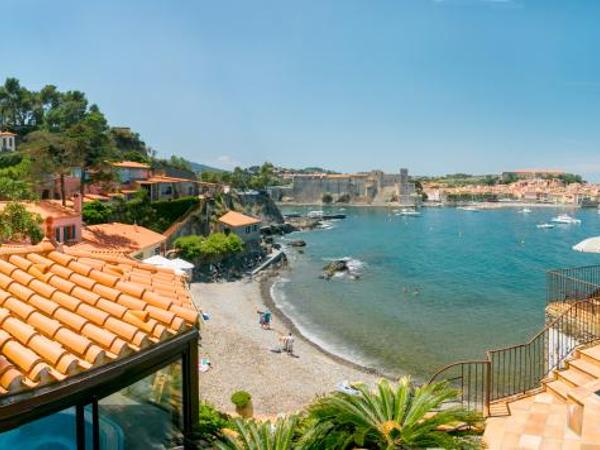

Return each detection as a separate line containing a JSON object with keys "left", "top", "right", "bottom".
{"left": 483, "top": 349, "right": 600, "bottom": 450}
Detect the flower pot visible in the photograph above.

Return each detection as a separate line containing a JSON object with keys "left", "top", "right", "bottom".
{"left": 235, "top": 399, "right": 253, "bottom": 418}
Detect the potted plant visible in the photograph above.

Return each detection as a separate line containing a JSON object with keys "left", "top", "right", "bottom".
{"left": 230, "top": 390, "right": 253, "bottom": 418}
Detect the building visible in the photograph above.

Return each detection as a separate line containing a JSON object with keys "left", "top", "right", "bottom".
{"left": 0, "top": 199, "right": 83, "bottom": 244}
{"left": 137, "top": 175, "right": 199, "bottom": 201}
{"left": 0, "top": 131, "right": 16, "bottom": 152}
{"left": 0, "top": 241, "right": 199, "bottom": 449}
{"left": 218, "top": 211, "right": 261, "bottom": 244}
{"left": 111, "top": 161, "right": 151, "bottom": 184}
{"left": 71, "top": 223, "right": 167, "bottom": 259}
{"left": 288, "top": 168, "right": 418, "bottom": 205}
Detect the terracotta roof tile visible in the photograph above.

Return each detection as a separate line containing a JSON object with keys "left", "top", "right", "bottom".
{"left": 0, "top": 240, "right": 197, "bottom": 396}
{"left": 218, "top": 210, "right": 261, "bottom": 227}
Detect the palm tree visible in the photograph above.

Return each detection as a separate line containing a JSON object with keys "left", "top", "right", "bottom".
{"left": 215, "top": 416, "right": 300, "bottom": 450}
{"left": 306, "top": 377, "right": 481, "bottom": 450}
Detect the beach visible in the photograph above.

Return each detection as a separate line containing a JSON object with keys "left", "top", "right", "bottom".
{"left": 190, "top": 278, "right": 380, "bottom": 416}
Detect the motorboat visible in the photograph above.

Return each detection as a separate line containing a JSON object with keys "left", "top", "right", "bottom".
{"left": 519, "top": 208, "right": 532, "bottom": 214}
{"left": 307, "top": 210, "right": 324, "bottom": 218}
{"left": 551, "top": 214, "right": 581, "bottom": 225}
{"left": 457, "top": 206, "right": 480, "bottom": 212}
{"left": 536, "top": 223, "right": 555, "bottom": 229}
{"left": 395, "top": 208, "right": 421, "bottom": 217}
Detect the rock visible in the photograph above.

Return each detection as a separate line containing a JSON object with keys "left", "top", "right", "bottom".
{"left": 321, "top": 259, "right": 350, "bottom": 279}
{"left": 290, "top": 239, "right": 306, "bottom": 247}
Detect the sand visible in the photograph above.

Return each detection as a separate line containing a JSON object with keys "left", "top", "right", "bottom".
{"left": 190, "top": 278, "right": 380, "bottom": 416}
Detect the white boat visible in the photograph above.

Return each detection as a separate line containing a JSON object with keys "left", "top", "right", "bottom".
{"left": 551, "top": 214, "right": 581, "bottom": 225}
{"left": 519, "top": 208, "right": 532, "bottom": 214}
{"left": 458, "top": 206, "right": 480, "bottom": 212}
{"left": 537, "top": 223, "right": 555, "bottom": 229}
{"left": 395, "top": 208, "right": 421, "bottom": 217}
{"left": 307, "top": 210, "right": 324, "bottom": 218}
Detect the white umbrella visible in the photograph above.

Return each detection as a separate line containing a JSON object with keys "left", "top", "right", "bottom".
{"left": 143, "top": 255, "right": 194, "bottom": 275}
{"left": 573, "top": 236, "right": 600, "bottom": 253}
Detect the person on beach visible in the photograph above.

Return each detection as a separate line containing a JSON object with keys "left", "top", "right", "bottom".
{"left": 284, "top": 333, "right": 295, "bottom": 356}
{"left": 257, "top": 309, "right": 272, "bottom": 329}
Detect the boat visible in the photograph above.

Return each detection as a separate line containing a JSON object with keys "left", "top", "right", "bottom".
{"left": 457, "top": 206, "right": 480, "bottom": 212}
{"left": 307, "top": 210, "right": 324, "bottom": 218}
{"left": 536, "top": 223, "right": 555, "bottom": 229}
{"left": 395, "top": 208, "right": 421, "bottom": 217}
{"left": 550, "top": 214, "right": 581, "bottom": 225}
{"left": 519, "top": 208, "right": 532, "bottom": 214}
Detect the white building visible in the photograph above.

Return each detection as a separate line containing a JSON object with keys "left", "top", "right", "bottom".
{"left": 0, "top": 131, "right": 16, "bottom": 152}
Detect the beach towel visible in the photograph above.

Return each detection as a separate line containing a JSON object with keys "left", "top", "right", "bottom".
{"left": 199, "top": 358, "right": 211, "bottom": 372}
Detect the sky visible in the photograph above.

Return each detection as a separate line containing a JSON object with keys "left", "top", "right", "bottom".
{"left": 3, "top": 0, "right": 600, "bottom": 179}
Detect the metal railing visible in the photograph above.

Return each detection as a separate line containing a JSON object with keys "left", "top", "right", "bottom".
{"left": 430, "top": 297, "right": 600, "bottom": 415}
{"left": 547, "top": 265, "right": 600, "bottom": 304}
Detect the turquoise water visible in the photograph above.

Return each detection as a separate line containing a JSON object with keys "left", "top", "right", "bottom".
{"left": 274, "top": 206, "right": 600, "bottom": 380}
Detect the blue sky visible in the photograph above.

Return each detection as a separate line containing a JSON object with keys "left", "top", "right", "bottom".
{"left": 4, "top": 0, "right": 600, "bottom": 179}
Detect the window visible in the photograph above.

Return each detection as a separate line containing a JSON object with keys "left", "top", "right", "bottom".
{"left": 55, "top": 227, "right": 62, "bottom": 242}
{"left": 98, "top": 361, "right": 183, "bottom": 450}
{"left": 245, "top": 226, "right": 251, "bottom": 234}
{"left": 0, "top": 407, "right": 84, "bottom": 449}
{"left": 64, "top": 225, "right": 76, "bottom": 242}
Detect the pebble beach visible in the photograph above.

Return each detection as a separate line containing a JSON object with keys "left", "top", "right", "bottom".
{"left": 190, "top": 279, "right": 380, "bottom": 416}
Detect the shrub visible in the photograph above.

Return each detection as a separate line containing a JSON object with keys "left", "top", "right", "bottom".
{"left": 82, "top": 200, "right": 114, "bottom": 225}
{"left": 175, "top": 232, "right": 244, "bottom": 262}
{"left": 321, "top": 193, "right": 333, "bottom": 204}
{"left": 151, "top": 196, "right": 199, "bottom": 231}
{"left": 198, "top": 401, "right": 231, "bottom": 443}
{"left": 230, "top": 391, "right": 251, "bottom": 408}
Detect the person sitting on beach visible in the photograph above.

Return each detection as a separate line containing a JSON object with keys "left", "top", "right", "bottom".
{"left": 263, "top": 309, "right": 272, "bottom": 329}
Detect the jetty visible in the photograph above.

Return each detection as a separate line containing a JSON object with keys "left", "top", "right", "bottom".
{"left": 251, "top": 249, "right": 286, "bottom": 276}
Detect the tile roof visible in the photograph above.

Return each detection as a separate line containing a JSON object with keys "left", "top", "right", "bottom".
{"left": 139, "top": 176, "right": 198, "bottom": 184}
{"left": 0, "top": 240, "right": 197, "bottom": 397}
{"left": 218, "top": 211, "right": 261, "bottom": 228}
{"left": 71, "top": 223, "right": 166, "bottom": 256}
{"left": 0, "top": 201, "right": 79, "bottom": 220}
{"left": 111, "top": 161, "right": 151, "bottom": 169}
{"left": 0, "top": 132, "right": 16, "bottom": 137}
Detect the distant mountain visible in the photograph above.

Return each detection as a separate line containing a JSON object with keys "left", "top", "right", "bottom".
{"left": 188, "top": 161, "right": 226, "bottom": 174}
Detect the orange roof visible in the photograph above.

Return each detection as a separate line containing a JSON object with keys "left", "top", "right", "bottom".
{"left": 139, "top": 176, "right": 197, "bottom": 184}
{"left": 111, "top": 161, "right": 151, "bottom": 169}
{"left": 511, "top": 169, "right": 565, "bottom": 174}
{"left": 0, "top": 240, "right": 197, "bottom": 396}
{"left": 72, "top": 223, "right": 166, "bottom": 256}
{"left": 0, "top": 131, "right": 16, "bottom": 137}
{"left": 0, "top": 201, "right": 79, "bottom": 220}
{"left": 218, "top": 211, "right": 261, "bottom": 227}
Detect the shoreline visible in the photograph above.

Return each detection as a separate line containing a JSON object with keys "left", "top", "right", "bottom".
{"left": 258, "top": 270, "right": 388, "bottom": 379}
{"left": 277, "top": 201, "right": 583, "bottom": 209}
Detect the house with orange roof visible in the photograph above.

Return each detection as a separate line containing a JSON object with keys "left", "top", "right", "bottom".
{"left": 136, "top": 175, "right": 199, "bottom": 201}
{"left": 0, "top": 197, "right": 83, "bottom": 244}
{"left": 218, "top": 211, "right": 262, "bottom": 245}
{"left": 0, "top": 131, "right": 16, "bottom": 152}
{"left": 0, "top": 240, "right": 199, "bottom": 448}
{"left": 111, "top": 160, "right": 151, "bottom": 184}
{"left": 71, "top": 223, "right": 167, "bottom": 259}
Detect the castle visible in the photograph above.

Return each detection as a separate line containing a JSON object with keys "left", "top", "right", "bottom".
{"left": 274, "top": 168, "right": 419, "bottom": 206}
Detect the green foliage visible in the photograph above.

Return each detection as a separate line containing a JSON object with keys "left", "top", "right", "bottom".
{"left": 174, "top": 232, "right": 244, "bottom": 262}
{"left": 0, "top": 202, "right": 44, "bottom": 244}
{"left": 200, "top": 162, "right": 282, "bottom": 190}
{"left": 215, "top": 417, "right": 299, "bottom": 450}
{"left": 110, "top": 127, "right": 148, "bottom": 156}
{"left": 0, "top": 157, "right": 36, "bottom": 200}
{"left": 321, "top": 193, "right": 333, "bottom": 204}
{"left": 230, "top": 391, "right": 252, "bottom": 408}
{"left": 306, "top": 377, "right": 481, "bottom": 449}
{"left": 82, "top": 193, "right": 199, "bottom": 233}
{"left": 198, "top": 401, "right": 232, "bottom": 443}
{"left": 0, "top": 152, "right": 22, "bottom": 169}
{"left": 447, "top": 192, "right": 497, "bottom": 202}
{"left": 82, "top": 200, "right": 115, "bottom": 225}
{"left": 558, "top": 173, "right": 584, "bottom": 184}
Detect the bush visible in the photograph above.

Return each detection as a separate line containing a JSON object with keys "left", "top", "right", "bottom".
{"left": 230, "top": 391, "right": 251, "bottom": 408}
{"left": 174, "top": 232, "right": 244, "bottom": 262}
{"left": 82, "top": 200, "right": 114, "bottom": 225}
{"left": 198, "top": 401, "right": 231, "bottom": 443}
{"left": 321, "top": 193, "right": 333, "bottom": 204}
{"left": 150, "top": 196, "right": 200, "bottom": 232}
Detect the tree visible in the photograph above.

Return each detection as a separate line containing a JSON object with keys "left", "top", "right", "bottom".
{"left": 23, "top": 130, "right": 80, "bottom": 205}
{"left": 0, "top": 202, "right": 44, "bottom": 244}
{"left": 322, "top": 193, "right": 333, "bottom": 204}
{"left": 307, "top": 377, "right": 480, "bottom": 449}
{"left": 82, "top": 200, "right": 114, "bottom": 225}
{"left": 0, "top": 78, "right": 38, "bottom": 134}
{"left": 215, "top": 416, "right": 300, "bottom": 450}
{"left": 174, "top": 232, "right": 244, "bottom": 262}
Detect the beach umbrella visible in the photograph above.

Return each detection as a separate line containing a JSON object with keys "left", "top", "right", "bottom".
{"left": 573, "top": 237, "right": 600, "bottom": 253}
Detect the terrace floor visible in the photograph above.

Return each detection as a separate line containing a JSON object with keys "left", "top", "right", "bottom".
{"left": 483, "top": 344, "right": 600, "bottom": 450}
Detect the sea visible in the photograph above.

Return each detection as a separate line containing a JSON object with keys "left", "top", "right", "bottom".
{"left": 272, "top": 205, "right": 600, "bottom": 381}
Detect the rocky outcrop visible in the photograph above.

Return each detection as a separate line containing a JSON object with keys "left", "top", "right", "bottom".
{"left": 290, "top": 240, "right": 306, "bottom": 247}
{"left": 320, "top": 260, "right": 350, "bottom": 280}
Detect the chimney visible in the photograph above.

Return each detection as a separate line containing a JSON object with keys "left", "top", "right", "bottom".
{"left": 73, "top": 193, "right": 82, "bottom": 214}
{"left": 45, "top": 217, "right": 54, "bottom": 240}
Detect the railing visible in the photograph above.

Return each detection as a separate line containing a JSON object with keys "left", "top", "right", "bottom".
{"left": 547, "top": 265, "right": 600, "bottom": 304}
{"left": 430, "top": 297, "right": 600, "bottom": 415}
